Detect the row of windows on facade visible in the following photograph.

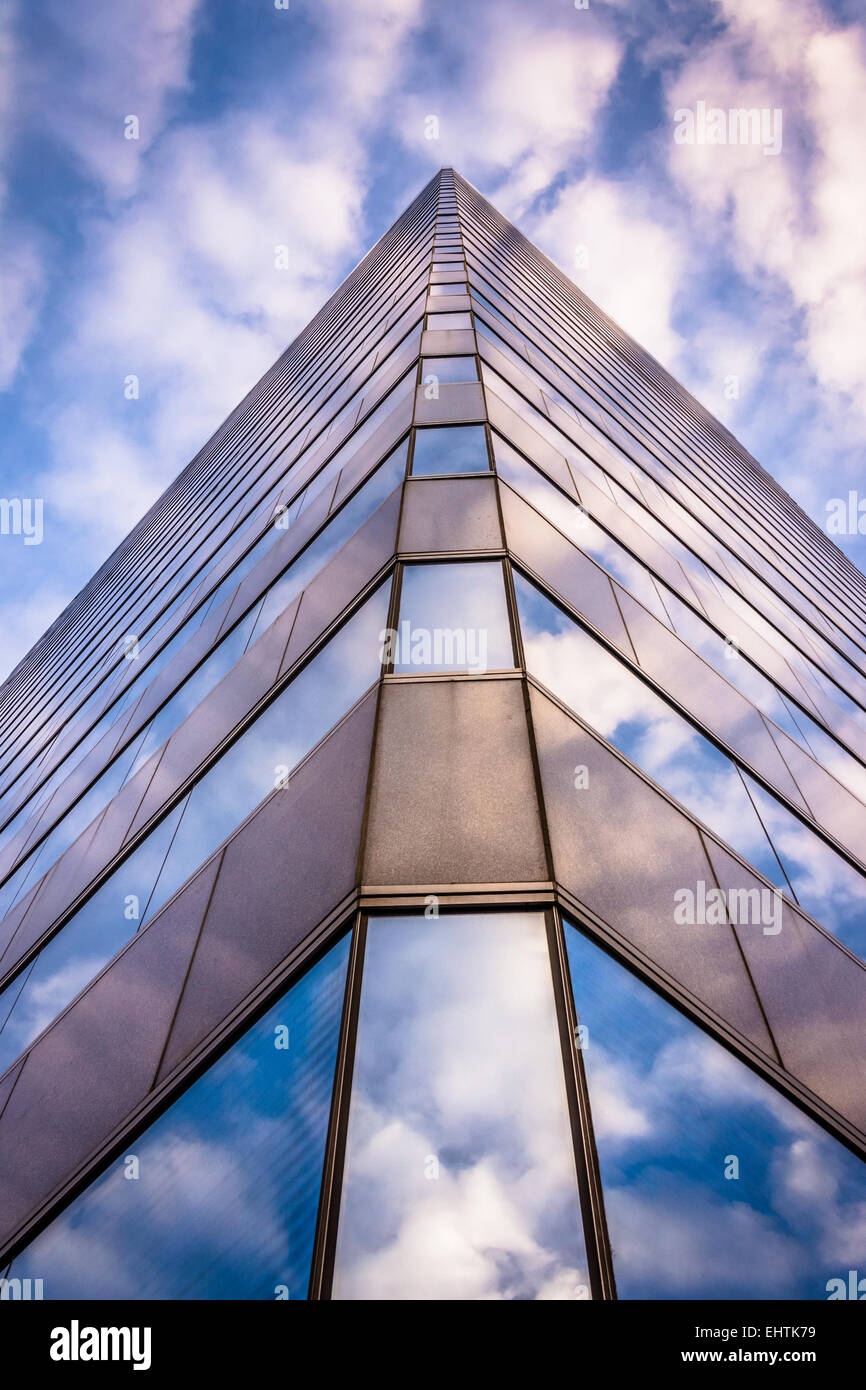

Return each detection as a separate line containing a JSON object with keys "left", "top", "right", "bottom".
{"left": 0, "top": 225, "right": 441, "bottom": 799}
{"left": 0, "top": 269, "right": 467, "bottom": 841}
{"left": 0, "top": 297, "right": 438, "bottom": 855}
{"left": 2, "top": 417, "right": 866, "bottom": 1059}
{"left": 3, "top": 300, "right": 861, "bottom": 878}
{"left": 434, "top": 235, "right": 863, "bottom": 740}
{"left": 474, "top": 301, "right": 866, "bottom": 757}
{"left": 5, "top": 907, "right": 865, "bottom": 1300}
{"left": 1, "top": 452, "right": 865, "bottom": 1093}
{"left": 464, "top": 226, "right": 866, "bottom": 696}
{"left": 3, "top": 394, "right": 852, "bottom": 964}
{"left": 457, "top": 191, "right": 856, "bottom": 624}
{"left": 5, "top": 273, "right": 862, "bottom": 901}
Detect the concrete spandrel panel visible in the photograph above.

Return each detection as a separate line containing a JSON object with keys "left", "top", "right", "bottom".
{"left": 528, "top": 685, "right": 775, "bottom": 1056}
{"left": 0, "top": 853, "right": 221, "bottom": 1253}
{"left": 704, "top": 837, "right": 866, "bottom": 1136}
{"left": 155, "top": 687, "right": 378, "bottom": 1084}
{"left": 363, "top": 677, "right": 548, "bottom": 888}
{"left": 0, "top": 1055, "right": 25, "bottom": 1122}
{"left": 399, "top": 477, "right": 502, "bottom": 554}
{"left": 413, "top": 382, "right": 485, "bottom": 426}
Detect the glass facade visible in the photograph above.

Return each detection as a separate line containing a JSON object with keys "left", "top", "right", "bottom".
{"left": 0, "top": 168, "right": 864, "bottom": 1303}
{"left": 333, "top": 913, "right": 589, "bottom": 1300}
{"left": 3, "top": 935, "right": 350, "bottom": 1299}
{"left": 562, "top": 920, "right": 866, "bottom": 1300}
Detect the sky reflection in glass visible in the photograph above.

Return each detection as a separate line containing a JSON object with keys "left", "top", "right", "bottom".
{"left": 410, "top": 424, "right": 489, "bottom": 476}
{"left": 333, "top": 912, "right": 590, "bottom": 1301}
{"left": 5, "top": 935, "right": 350, "bottom": 1299}
{"left": 396, "top": 562, "right": 513, "bottom": 673}
{"left": 514, "top": 572, "right": 789, "bottom": 890}
{"left": 563, "top": 920, "right": 866, "bottom": 1299}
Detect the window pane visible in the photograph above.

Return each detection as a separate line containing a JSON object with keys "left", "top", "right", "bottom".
{"left": 5, "top": 935, "right": 350, "bottom": 1299}
{"left": 562, "top": 920, "right": 866, "bottom": 1299}
{"left": 426, "top": 312, "right": 472, "bottom": 331}
{"left": 421, "top": 356, "right": 478, "bottom": 385}
{"left": 410, "top": 425, "right": 489, "bottom": 476}
{"left": 333, "top": 912, "right": 589, "bottom": 1300}
{"left": 428, "top": 282, "right": 467, "bottom": 296}
{"left": 396, "top": 562, "right": 514, "bottom": 673}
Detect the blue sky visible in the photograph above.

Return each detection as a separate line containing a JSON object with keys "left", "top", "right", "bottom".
{"left": 1, "top": 0, "right": 865, "bottom": 681}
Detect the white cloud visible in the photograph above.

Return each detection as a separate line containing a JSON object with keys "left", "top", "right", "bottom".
{"left": 333, "top": 915, "right": 591, "bottom": 1300}
{"left": 528, "top": 176, "right": 686, "bottom": 367}
{"left": 23, "top": 0, "right": 201, "bottom": 196}
{"left": 399, "top": 12, "right": 622, "bottom": 219}
{"left": 666, "top": 0, "right": 866, "bottom": 416}
{"left": 0, "top": 235, "right": 43, "bottom": 389}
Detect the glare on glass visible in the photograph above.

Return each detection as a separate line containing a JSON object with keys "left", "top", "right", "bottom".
{"left": 395, "top": 562, "right": 514, "bottom": 673}
{"left": 420, "top": 356, "right": 478, "bottom": 385}
{"left": 332, "top": 912, "right": 590, "bottom": 1300}
{"left": 426, "top": 312, "right": 472, "bottom": 332}
{"left": 410, "top": 425, "right": 489, "bottom": 476}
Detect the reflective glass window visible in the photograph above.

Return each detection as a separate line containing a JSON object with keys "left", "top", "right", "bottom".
{"left": 410, "top": 425, "right": 489, "bottom": 477}
{"left": 420, "top": 356, "right": 478, "bottom": 385}
{"left": 0, "top": 445, "right": 407, "bottom": 917}
{"left": 426, "top": 312, "right": 472, "bottom": 332}
{"left": 395, "top": 562, "right": 514, "bottom": 673}
{"left": 333, "top": 912, "right": 589, "bottom": 1300}
{"left": 4, "top": 935, "right": 350, "bottom": 1299}
{"left": 563, "top": 920, "right": 866, "bottom": 1299}
{"left": 252, "top": 442, "right": 405, "bottom": 639}
{"left": 428, "top": 283, "right": 467, "bottom": 297}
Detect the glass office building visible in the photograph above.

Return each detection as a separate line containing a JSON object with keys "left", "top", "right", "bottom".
{"left": 1, "top": 168, "right": 865, "bottom": 1300}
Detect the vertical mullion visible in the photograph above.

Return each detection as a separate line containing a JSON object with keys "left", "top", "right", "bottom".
{"left": 307, "top": 912, "right": 368, "bottom": 1300}
{"left": 545, "top": 905, "right": 618, "bottom": 1300}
